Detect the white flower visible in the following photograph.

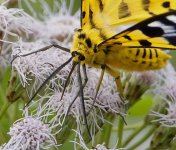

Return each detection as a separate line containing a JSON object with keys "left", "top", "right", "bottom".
{"left": 151, "top": 65, "right": 176, "bottom": 127}
{"left": 0, "top": 2, "right": 40, "bottom": 38}
{"left": 12, "top": 39, "right": 71, "bottom": 88}
{"left": 3, "top": 116, "right": 57, "bottom": 150}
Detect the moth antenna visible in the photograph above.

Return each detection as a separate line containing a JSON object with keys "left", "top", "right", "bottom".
{"left": 24, "top": 56, "right": 73, "bottom": 108}
{"left": 82, "top": 64, "right": 88, "bottom": 87}
{"left": 77, "top": 63, "right": 92, "bottom": 139}
{"left": 88, "top": 65, "right": 105, "bottom": 114}
{"left": 65, "top": 64, "right": 88, "bottom": 116}
{"left": 60, "top": 61, "right": 78, "bottom": 101}
{"left": 11, "top": 44, "right": 70, "bottom": 64}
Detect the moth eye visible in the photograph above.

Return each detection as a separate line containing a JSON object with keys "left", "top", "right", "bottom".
{"left": 78, "top": 54, "right": 85, "bottom": 61}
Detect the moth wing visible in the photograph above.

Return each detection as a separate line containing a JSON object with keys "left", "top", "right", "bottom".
{"left": 81, "top": 0, "right": 176, "bottom": 30}
{"left": 98, "top": 11, "right": 176, "bottom": 50}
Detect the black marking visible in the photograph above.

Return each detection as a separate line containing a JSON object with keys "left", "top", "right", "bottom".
{"left": 89, "top": 8, "right": 93, "bottom": 25}
{"left": 142, "top": 0, "right": 155, "bottom": 16}
{"left": 89, "top": 6, "right": 107, "bottom": 40}
{"left": 133, "top": 60, "right": 138, "bottom": 63}
{"left": 136, "top": 48, "right": 140, "bottom": 56}
{"left": 161, "top": 17, "right": 176, "bottom": 27}
{"left": 162, "top": 1, "right": 170, "bottom": 8}
{"left": 149, "top": 49, "right": 152, "bottom": 59}
{"left": 93, "top": 45, "right": 98, "bottom": 53}
{"left": 118, "top": 1, "right": 131, "bottom": 19}
{"left": 139, "top": 40, "right": 152, "bottom": 47}
{"left": 82, "top": 11, "right": 86, "bottom": 19}
{"left": 124, "top": 35, "right": 132, "bottom": 40}
{"left": 164, "top": 36, "right": 176, "bottom": 46}
{"left": 154, "top": 49, "right": 158, "bottom": 57}
{"left": 113, "top": 42, "right": 122, "bottom": 45}
{"left": 99, "top": 11, "right": 176, "bottom": 47}
{"left": 98, "top": 0, "right": 103, "bottom": 11}
{"left": 85, "top": 38, "right": 92, "bottom": 48}
{"left": 142, "top": 0, "right": 150, "bottom": 11}
{"left": 78, "top": 33, "right": 86, "bottom": 39}
{"left": 140, "top": 26, "right": 164, "bottom": 37}
{"left": 142, "top": 48, "right": 146, "bottom": 58}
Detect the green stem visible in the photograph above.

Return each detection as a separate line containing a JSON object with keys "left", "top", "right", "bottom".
{"left": 97, "top": 114, "right": 114, "bottom": 146}
{"left": 103, "top": 115, "right": 114, "bottom": 146}
{"left": 122, "top": 123, "right": 146, "bottom": 147}
{"left": 0, "top": 101, "right": 11, "bottom": 120}
{"left": 117, "top": 117, "right": 124, "bottom": 148}
{"left": 127, "top": 125, "right": 156, "bottom": 150}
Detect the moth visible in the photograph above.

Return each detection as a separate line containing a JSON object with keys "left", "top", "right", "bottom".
{"left": 20, "top": 0, "right": 176, "bottom": 137}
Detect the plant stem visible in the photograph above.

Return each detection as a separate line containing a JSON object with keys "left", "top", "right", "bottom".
{"left": 103, "top": 114, "right": 114, "bottom": 146}
{"left": 127, "top": 125, "right": 156, "bottom": 150}
{"left": 0, "top": 101, "right": 11, "bottom": 120}
{"left": 117, "top": 117, "right": 124, "bottom": 148}
{"left": 122, "top": 123, "right": 146, "bottom": 147}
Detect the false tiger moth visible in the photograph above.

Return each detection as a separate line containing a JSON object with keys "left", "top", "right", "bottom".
{"left": 23, "top": 0, "right": 176, "bottom": 137}
{"left": 71, "top": 0, "right": 176, "bottom": 96}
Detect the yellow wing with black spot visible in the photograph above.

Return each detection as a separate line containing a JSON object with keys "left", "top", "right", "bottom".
{"left": 98, "top": 11, "right": 176, "bottom": 50}
{"left": 97, "top": 11, "right": 176, "bottom": 71}
{"left": 81, "top": 0, "right": 176, "bottom": 30}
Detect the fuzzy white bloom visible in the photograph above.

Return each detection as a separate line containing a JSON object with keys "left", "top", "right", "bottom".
{"left": 39, "top": 2, "right": 79, "bottom": 42}
{"left": 0, "top": 2, "right": 40, "bottom": 38}
{"left": 151, "top": 77, "right": 176, "bottom": 127}
{"left": 12, "top": 39, "right": 71, "bottom": 88}
{"left": 34, "top": 66, "right": 124, "bottom": 139}
{"left": 3, "top": 117, "right": 57, "bottom": 150}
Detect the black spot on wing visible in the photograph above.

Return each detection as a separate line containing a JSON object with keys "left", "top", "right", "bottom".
{"left": 89, "top": 6, "right": 107, "bottom": 40}
{"left": 82, "top": 11, "right": 86, "bottom": 19}
{"left": 118, "top": 1, "right": 131, "bottom": 19}
{"left": 98, "top": 0, "right": 103, "bottom": 11}
{"left": 164, "top": 36, "right": 176, "bottom": 46}
{"left": 142, "top": 0, "right": 150, "bottom": 11}
{"left": 142, "top": 0, "right": 155, "bottom": 16}
{"left": 139, "top": 40, "right": 152, "bottom": 47}
{"left": 162, "top": 1, "right": 170, "bottom": 8}
{"left": 140, "top": 26, "right": 164, "bottom": 37}
{"left": 124, "top": 35, "right": 132, "bottom": 40}
{"left": 160, "top": 17, "right": 176, "bottom": 30}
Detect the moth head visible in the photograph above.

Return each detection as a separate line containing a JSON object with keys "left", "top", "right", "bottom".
{"left": 71, "top": 28, "right": 96, "bottom": 64}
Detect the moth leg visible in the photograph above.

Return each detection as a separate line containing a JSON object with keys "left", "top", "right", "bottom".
{"left": 105, "top": 67, "right": 127, "bottom": 125}
{"left": 105, "top": 67, "right": 124, "bottom": 98}
{"left": 88, "top": 65, "right": 105, "bottom": 114}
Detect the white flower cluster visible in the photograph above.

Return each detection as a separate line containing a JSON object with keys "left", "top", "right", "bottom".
{"left": 2, "top": 117, "right": 57, "bottom": 150}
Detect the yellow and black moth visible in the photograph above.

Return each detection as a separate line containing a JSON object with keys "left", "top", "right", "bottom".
{"left": 20, "top": 0, "right": 176, "bottom": 137}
